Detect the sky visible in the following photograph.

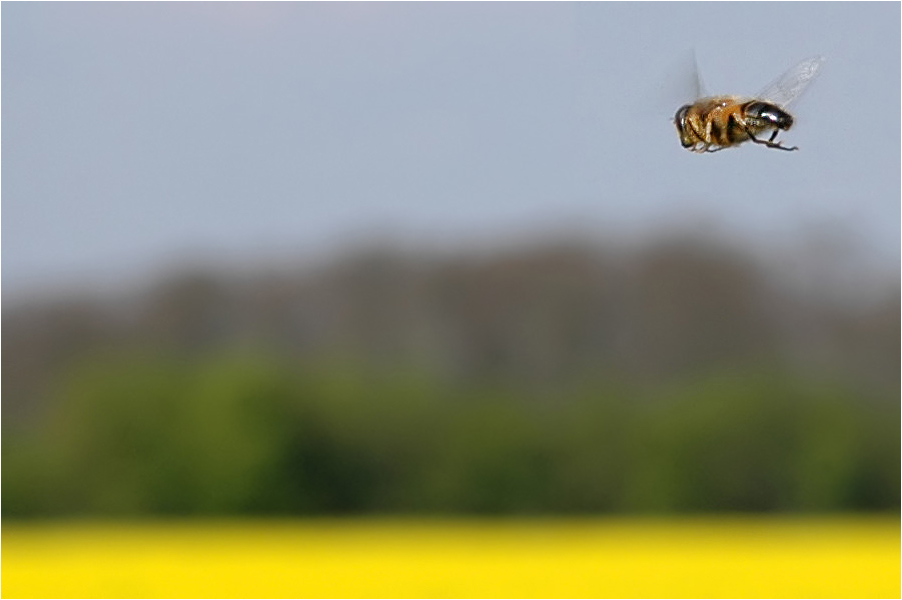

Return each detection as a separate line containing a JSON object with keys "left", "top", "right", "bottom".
{"left": 3, "top": 2, "right": 900, "bottom": 298}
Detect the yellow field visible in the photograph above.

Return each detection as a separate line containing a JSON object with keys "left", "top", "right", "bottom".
{"left": 3, "top": 517, "right": 899, "bottom": 598}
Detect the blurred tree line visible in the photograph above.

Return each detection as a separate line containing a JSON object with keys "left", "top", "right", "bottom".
{"left": 3, "top": 236, "right": 899, "bottom": 516}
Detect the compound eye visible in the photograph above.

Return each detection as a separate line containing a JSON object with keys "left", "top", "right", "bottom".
{"left": 674, "top": 105, "right": 690, "bottom": 125}
{"left": 744, "top": 102, "right": 770, "bottom": 119}
{"left": 746, "top": 102, "right": 792, "bottom": 128}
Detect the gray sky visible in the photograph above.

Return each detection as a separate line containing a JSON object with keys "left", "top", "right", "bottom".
{"left": 3, "top": 2, "right": 900, "bottom": 297}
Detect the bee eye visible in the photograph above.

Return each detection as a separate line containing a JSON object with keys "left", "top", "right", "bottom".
{"left": 744, "top": 102, "right": 769, "bottom": 118}
{"left": 674, "top": 105, "right": 690, "bottom": 125}
{"left": 746, "top": 102, "right": 793, "bottom": 129}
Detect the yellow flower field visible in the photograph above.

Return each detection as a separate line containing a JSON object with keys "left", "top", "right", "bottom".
{"left": 4, "top": 517, "right": 898, "bottom": 598}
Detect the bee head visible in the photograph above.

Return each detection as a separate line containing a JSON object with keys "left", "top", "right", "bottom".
{"left": 744, "top": 101, "right": 793, "bottom": 130}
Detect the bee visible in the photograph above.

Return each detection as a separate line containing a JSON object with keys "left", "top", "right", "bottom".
{"left": 675, "top": 55, "right": 825, "bottom": 153}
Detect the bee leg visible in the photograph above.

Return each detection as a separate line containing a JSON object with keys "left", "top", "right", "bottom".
{"left": 768, "top": 130, "right": 779, "bottom": 142}
{"left": 747, "top": 129, "right": 798, "bottom": 152}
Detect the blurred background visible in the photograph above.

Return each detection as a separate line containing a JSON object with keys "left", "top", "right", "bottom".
{"left": 3, "top": 2, "right": 899, "bottom": 518}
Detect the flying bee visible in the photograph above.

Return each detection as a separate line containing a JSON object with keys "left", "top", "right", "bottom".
{"left": 675, "top": 55, "right": 825, "bottom": 153}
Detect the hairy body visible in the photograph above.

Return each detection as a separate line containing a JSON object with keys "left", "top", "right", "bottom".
{"left": 675, "top": 95, "right": 795, "bottom": 153}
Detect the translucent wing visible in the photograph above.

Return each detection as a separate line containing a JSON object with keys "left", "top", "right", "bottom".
{"left": 683, "top": 49, "right": 708, "bottom": 100}
{"left": 652, "top": 49, "right": 705, "bottom": 121}
{"left": 675, "top": 49, "right": 708, "bottom": 100}
{"left": 756, "top": 55, "right": 825, "bottom": 108}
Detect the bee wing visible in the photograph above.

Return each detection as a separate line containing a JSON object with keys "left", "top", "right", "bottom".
{"left": 692, "top": 50, "right": 710, "bottom": 100}
{"left": 670, "top": 48, "right": 708, "bottom": 101}
{"left": 652, "top": 48, "right": 709, "bottom": 119}
{"left": 755, "top": 55, "right": 825, "bottom": 108}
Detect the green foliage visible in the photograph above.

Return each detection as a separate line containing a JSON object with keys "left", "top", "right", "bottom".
{"left": 623, "top": 372, "right": 896, "bottom": 513}
{"left": 3, "top": 353, "right": 898, "bottom": 517}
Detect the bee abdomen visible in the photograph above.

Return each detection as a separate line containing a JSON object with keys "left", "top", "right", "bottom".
{"left": 708, "top": 119, "right": 722, "bottom": 143}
